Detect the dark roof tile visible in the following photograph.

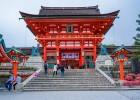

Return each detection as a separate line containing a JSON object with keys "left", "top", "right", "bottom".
{"left": 39, "top": 6, "right": 100, "bottom": 16}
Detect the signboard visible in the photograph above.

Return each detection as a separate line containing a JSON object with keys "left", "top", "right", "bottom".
{"left": 105, "top": 60, "right": 112, "bottom": 66}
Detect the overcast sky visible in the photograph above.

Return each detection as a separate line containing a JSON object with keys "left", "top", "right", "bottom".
{"left": 0, "top": 0, "right": 140, "bottom": 47}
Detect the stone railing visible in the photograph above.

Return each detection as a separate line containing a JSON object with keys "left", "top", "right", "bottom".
{"left": 15, "top": 68, "right": 42, "bottom": 91}
{"left": 97, "top": 68, "right": 115, "bottom": 86}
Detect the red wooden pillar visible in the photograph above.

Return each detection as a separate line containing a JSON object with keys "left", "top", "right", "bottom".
{"left": 43, "top": 46, "right": 47, "bottom": 62}
{"left": 81, "top": 45, "right": 84, "bottom": 67}
{"left": 119, "top": 60, "right": 124, "bottom": 80}
{"left": 56, "top": 46, "right": 59, "bottom": 64}
{"left": 79, "top": 52, "right": 81, "bottom": 67}
{"left": 59, "top": 51, "right": 62, "bottom": 65}
{"left": 93, "top": 45, "right": 97, "bottom": 64}
{"left": 12, "top": 61, "right": 19, "bottom": 78}
{"left": 13, "top": 62, "right": 17, "bottom": 77}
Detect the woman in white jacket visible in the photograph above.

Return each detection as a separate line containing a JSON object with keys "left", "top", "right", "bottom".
{"left": 53, "top": 63, "right": 58, "bottom": 76}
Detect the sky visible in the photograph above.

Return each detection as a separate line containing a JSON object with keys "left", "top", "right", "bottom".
{"left": 0, "top": 0, "right": 140, "bottom": 47}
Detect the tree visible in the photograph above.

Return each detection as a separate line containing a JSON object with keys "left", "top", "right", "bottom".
{"left": 133, "top": 14, "right": 140, "bottom": 62}
{"left": 133, "top": 14, "right": 140, "bottom": 45}
{"left": 131, "top": 14, "right": 140, "bottom": 74}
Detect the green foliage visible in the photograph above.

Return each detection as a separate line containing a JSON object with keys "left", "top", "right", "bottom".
{"left": 133, "top": 14, "right": 140, "bottom": 43}
{"left": 0, "top": 66, "right": 36, "bottom": 70}
{"left": 133, "top": 14, "right": 140, "bottom": 62}
{"left": 0, "top": 73, "right": 32, "bottom": 78}
{"left": 0, "top": 74, "right": 10, "bottom": 78}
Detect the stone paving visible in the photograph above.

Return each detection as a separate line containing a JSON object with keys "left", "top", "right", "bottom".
{"left": 0, "top": 90, "right": 140, "bottom": 100}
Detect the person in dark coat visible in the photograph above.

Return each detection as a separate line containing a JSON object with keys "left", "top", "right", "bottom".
{"left": 44, "top": 61, "right": 48, "bottom": 75}
{"left": 60, "top": 64, "right": 65, "bottom": 77}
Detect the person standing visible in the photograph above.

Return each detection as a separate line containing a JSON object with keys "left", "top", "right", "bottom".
{"left": 4, "top": 72, "right": 15, "bottom": 91}
{"left": 44, "top": 61, "right": 48, "bottom": 75}
{"left": 60, "top": 64, "right": 65, "bottom": 77}
{"left": 68, "top": 64, "right": 71, "bottom": 69}
{"left": 13, "top": 74, "right": 21, "bottom": 90}
{"left": 53, "top": 63, "right": 58, "bottom": 76}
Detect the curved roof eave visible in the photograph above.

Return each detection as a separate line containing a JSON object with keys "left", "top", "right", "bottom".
{"left": 111, "top": 44, "right": 133, "bottom": 55}
{"left": 6, "top": 46, "right": 26, "bottom": 56}
{"left": 19, "top": 10, "right": 120, "bottom": 19}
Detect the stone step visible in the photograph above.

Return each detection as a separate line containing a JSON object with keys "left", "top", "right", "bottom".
{"left": 25, "top": 83, "right": 112, "bottom": 86}
{"left": 23, "top": 86, "right": 116, "bottom": 91}
{"left": 22, "top": 88, "right": 115, "bottom": 91}
{"left": 22, "top": 69, "right": 113, "bottom": 91}
{"left": 29, "top": 80, "right": 109, "bottom": 82}
{"left": 40, "top": 75, "right": 103, "bottom": 77}
{"left": 31, "top": 78, "right": 107, "bottom": 82}
{"left": 41, "top": 72, "right": 101, "bottom": 74}
{"left": 30, "top": 80, "right": 109, "bottom": 83}
{"left": 24, "top": 83, "right": 110, "bottom": 87}
{"left": 33, "top": 77, "right": 107, "bottom": 80}
{"left": 28, "top": 83, "right": 110, "bottom": 85}
{"left": 40, "top": 71, "right": 101, "bottom": 73}
{"left": 30, "top": 79, "right": 108, "bottom": 82}
{"left": 24, "top": 85, "right": 114, "bottom": 88}
{"left": 40, "top": 74, "right": 103, "bottom": 75}
{"left": 42, "top": 70, "right": 96, "bottom": 72}
{"left": 26, "top": 56, "right": 43, "bottom": 68}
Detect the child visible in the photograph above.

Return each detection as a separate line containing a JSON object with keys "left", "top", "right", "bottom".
{"left": 33, "top": 69, "right": 39, "bottom": 77}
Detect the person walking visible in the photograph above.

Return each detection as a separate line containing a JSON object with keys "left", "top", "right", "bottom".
{"left": 53, "top": 63, "right": 58, "bottom": 77}
{"left": 44, "top": 61, "right": 48, "bottom": 75}
{"left": 13, "top": 74, "right": 21, "bottom": 91}
{"left": 4, "top": 72, "right": 15, "bottom": 91}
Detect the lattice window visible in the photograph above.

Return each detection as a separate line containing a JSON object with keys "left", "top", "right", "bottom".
{"left": 73, "top": 28, "right": 79, "bottom": 33}
{"left": 49, "top": 28, "right": 57, "bottom": 33}
{"left": 82, "top": 28, "right": 91, "bottom": 33}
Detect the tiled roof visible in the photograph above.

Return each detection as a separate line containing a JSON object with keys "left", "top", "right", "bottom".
{"left": 6, "top": 46, "right": 26, "bottom": 56}
{"left": 6, "top": 46, "right": 137, "bottom": 56}
{"left": 111, "top": 44, "right": 133, "bottom": 55}
{"left": 39, "top": 6, "right": 100, "bottom": 16}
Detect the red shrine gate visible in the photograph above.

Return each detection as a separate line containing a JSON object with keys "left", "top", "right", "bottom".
{"left": 20, "top": 6, "right": 119, "bottom": 68}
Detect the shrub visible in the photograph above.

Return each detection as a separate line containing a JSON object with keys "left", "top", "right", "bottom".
{"left": 136, "top": 74, "right": 140, "bottom": 77}
{"left": 0, "top": 73, "right": 32, "bottom": 78}
{"left": 136, "top": 76, "right": 140, "bottom": 81}
{"left": 20, "top": 73, "right": 32, "bottom": 78}
{"left": 134, "top": 80, "right": 140, "bottom": 86}
{"left": 0, "top": 66, "right": 36, "bottom": 70}
{"left": 125, "top": 75, "right": 133, "bottom": 81}
{"left": 124, "top": 81, "right": 134, "bottom": 86}
{"left": 127, "top": 73, "right": 136, "bottom": 77}
{"left": 124, "top": 73, "right": 140, "bottom": 86}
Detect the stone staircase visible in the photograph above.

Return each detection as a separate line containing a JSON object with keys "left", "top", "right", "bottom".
{"left": 26, "top": 56, "right": 43, "bottom": 68}
{"left": 23, "top": 69, "right": 115, "bottom": 91}
{"left": 96, "top": 55, "right": 113, "bottom": 68}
